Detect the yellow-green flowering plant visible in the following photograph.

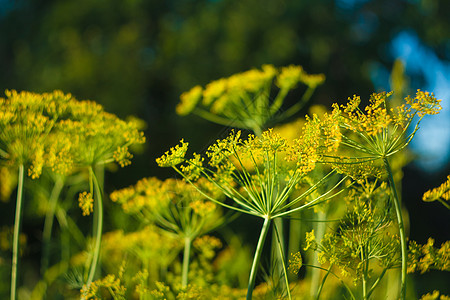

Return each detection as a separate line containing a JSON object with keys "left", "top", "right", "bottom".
{"left": 110, "top": 177, "right": 225, "bottom": 288}
{"left": 176, "top": 65, "right": 325, "bottom": 135}
{"left": 157, "top": 126, "right": 347, "bottom": 299}
{"left": 312, "top": 90, "right": 442, "bottom": 300}
{"left": 297, "top": 180, "right": 400, "bottom": 300}
{"left": 0, "top": 90, "right": 145, "bottom": 299}
{"left": 422, "top": 175, "right": 450, "bottom": 209}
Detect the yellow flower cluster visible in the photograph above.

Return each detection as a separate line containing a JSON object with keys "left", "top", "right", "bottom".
{"left": 158, "top": 126, "right": 328, "bottom": 218}
{"left": 193, "top": 235, "right": 222, "bottom": 259}
{"left": 326, "top": 90, "right": 442, "bottom": 166}
{"left": 110, "top": 177, "right": 223, "bottom": 238}
{"left": 288, "top": 252, "right": 303, "bottom": 275}
{"left": 422, "top": 175, "right": 450, "bottom": 208}
{"left": 304, "top": 181, "right": 400, "bottom": 280}
{"left": 339, "top": 92, "right": 393, "bottom": 136}
{"left": 406, "top": 89, "right": 442, "bottom": 117}
{"left": 331, "top": 157, "right": 384, "bottom": 182}
{"left": 420, "top": 290, "right": 450, "bottom": 300}
{"left": 80, "top": 274, "right": 126, "bottom": 300}
{"left": 155, "top": 139, "right": 189, "bottom": 167}
{"left": 101, "top": 225, "right": 182, "bottom": 265}
{"left": 176, "top": 65, "right": 324, "bottom": 133}
{"left": 408, "top": 238, "right": 450, "bottom": 274}
{"left": 0, "top": 90, "right": 145, "bottom": 178}
{"left": 303, "top": 230, "right": 316, "bottom": 251}
{"left": 78, "top": 191, "right": 94, "bottom": 216}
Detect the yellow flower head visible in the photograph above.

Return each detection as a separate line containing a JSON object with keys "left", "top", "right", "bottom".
{"left": 156, "top": 139, "right": 189, "bottom": 167}
{"left": 288, "top": 252, "right": 303, "bottom": 275}
{"left": 176, "top": 65, "right": 325, "bottom": 133}
{"left": 177, "top": 85, "right": 203, "bottom": 116}
{"left": 406, "top": 89, "right": 442, "bottom": 117}
{"left": 422, "top": 175, "right": 450, "bottom": 209}
{"left": 110, "top": 177, "right": 223, "bottom": 238}
{"left": 276, "top": 65, "right": 304, "bottom": 90}
{"left": 1, "top": 90, "right": 145, "bottom": 178}
{"left": 78, "top": 191, "right": 94, "bottom": 216}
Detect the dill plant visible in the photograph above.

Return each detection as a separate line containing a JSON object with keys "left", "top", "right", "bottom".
{"left": 157, "top": 124, "right": 347, "bottom": 299}
{"left": 110, "top": 177, "right": 225, "bottom": 288}
{"left": 177, "top": 64, "right": 328, "bottom": 294}
{"left": 309, "top": 90, "right": 442, "bottom": 299}
{"left": 0, "top": 90, "right": 145, "bottom": 299}
{"left": 422, "top": 175, "right": 450, "bottom": 209}
{"left": 298, "top": 180, "right": 400, "bottom": 300}
{"left": 176, "top": 64, "right": 324, "bottom": 135}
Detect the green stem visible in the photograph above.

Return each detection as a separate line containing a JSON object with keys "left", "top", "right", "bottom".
{"left": 247, "top": 217, "right": 271, "bottom": 300}
{"left": 310, "top": 210, "right": 326, "bottom": 299}
{"left": 315, "top": 264, "right": 331, "bottom": 300}
{"left": 273, "top": 221, "right": 291, "bottom": 300}
{"left": 367, "top": 267, "right": 388, "bottom": 299}
{"left": 11, "top": 164, "right": 24, "bottom": 300}
{"left": 275, "top": 87, "right": 315, "bottom": 122}
{"left": 181, "top": 237, "right": 192, "bottom": 288}
{"left": 41, "top": 176, "right": 64, "bottom": 275}
{"left": 193, "top": 108, "right": 247, "bottom": 129}
{"left": 362, "top": 248, "right": 368, "bottom": 300}
{"left": 85, "top": 167, "right": 104, "bottom": 288}
{"left": 287, "top": 211, "right": 302, "bottom": 282}
{"left": 383, "top": 158, "right": 407, "bottom": 300}
{"left": 271, "top": 218, "right": 284, "bottom": 285}
{"left": 304, "top": 264, "right": 355, "bottom": 300}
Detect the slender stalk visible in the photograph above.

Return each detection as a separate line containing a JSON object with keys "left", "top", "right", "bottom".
{"left": 273, "top": 221, "right": 291, "bottom": 300}
{"left": 361, "top": 246, "right": 369, "bottom": 300}
{"left": 367, "top": 267, "right": 388, "bottom": 299}
{"left": 288, "top": 211, "right": 302, "bottom": 282}
{"left": 247, "top": 217, "right": 271, "bottom": 300}
{"left": 315, "top": 264, "right": 331, "bottom": 300}
{"left": 181, "top": 237, "right": 192, "bottom": 288}
{"left": 85, "top": 167, "right": 104, "bottom": 288}
{"left": 41, "top": 176, "right": 64, "bottom": 275}
{"left": 10, "top": 164, "right": 24, "bottom": 300}
{"left": 271, "top": 218, "right": 284, "bottom": 283}
{"left": 304, "top": 264, "right": 356, "bottom": 300}
{"left": 383, "top": 158, "right": 406, "bottom": 300}
{"left": 310, "top": 210, "right": 326, "bottom": 299}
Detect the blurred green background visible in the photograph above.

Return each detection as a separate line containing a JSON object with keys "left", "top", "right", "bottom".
{"left": 1, "top": 0, "right": 449, "bottom": 296}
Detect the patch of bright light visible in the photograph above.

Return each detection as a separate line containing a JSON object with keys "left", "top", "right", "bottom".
{"left": 390, "top": 30, "right": 450, "bottom": 173}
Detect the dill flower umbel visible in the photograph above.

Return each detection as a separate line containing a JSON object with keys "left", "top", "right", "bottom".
{"left": 0, "top": 89, "right": 146, "bottom": 176}
{"left": 321, "top": 90, "right": 441, "bottom": 299}
{"left": 422, "top": 175, "right": 450, "bottom": 209}
{"left": 157, "top": 127, "right": 347, "bottom": 299}
{"left": 78, "top": 191, "right": 94, "bottom": 216}
{"left": 176, "top": 65, "right": 325, "bottom": 134}
{"left": 328, "top": 90, "right": 441, "bottom": 162}
{"left": 1, "top": 89, "right": 146, "bottom": 299}
{"left": 110, "top": 177, "right": 223, "bottom": 237}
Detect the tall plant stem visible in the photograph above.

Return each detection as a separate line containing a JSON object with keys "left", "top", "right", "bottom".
{"left": 11, "top": 164, "right": 24, "bottom": 300}
{"left": 383, "top": 158, "right": 406, "bottom": 300}
{"left": 315, "top": 264, "right": 331, "bottom": 300}
{"left": 247, "top": 217, "right": 271, "bottom": 300}
{"left": 273, "top": 222, "right": 291, "bottom": 300}
{"left": 271, "top": 218, "right": 284, "bottom": 281}
{"left": 182, "top": 237, "right": 192, "bottom": 288}
{"left": 361, "top": 246, "right": 369, "bottom": 300}
{"left": 41, "top": 176, "right": 64, "bottom": 275}
{"left": 85, "top": 167, "right": 103, "bottom": 288}
{"left": 310, "top": 210, "right": 326, "bottom": 299}
{"left": 287, "top": 211, "right": 302, "bottom": 282}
